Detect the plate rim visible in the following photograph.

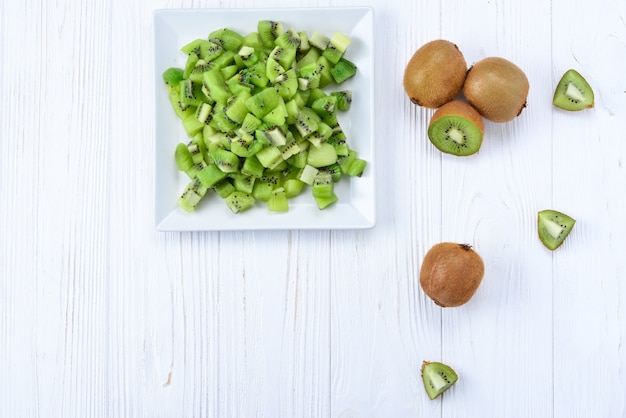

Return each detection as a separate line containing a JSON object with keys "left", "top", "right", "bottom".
{"left": 153, "top": 6, "right": 376, "bottom": 231}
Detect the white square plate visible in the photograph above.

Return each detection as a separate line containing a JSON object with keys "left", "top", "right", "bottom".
{"left": 154, "top": 7, "right": 375, "bottom": 231}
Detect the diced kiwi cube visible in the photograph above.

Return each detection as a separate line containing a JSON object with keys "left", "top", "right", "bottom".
{"left": 182, "top": 53, "right": 200, "bottom": 79}
{"left": 288, "top": 148, "right": 308, "bottom": 169}
{"left": 225, "top": 91, "right": 252, "bottom": 124}
{"left": 230, "top": 134, "right": 253, "bottom": 157}
{"left": 255, "top": 145, "right": 284, "bottom": 169}
{"left": 182, "top": 113, "right": 205, "bottom": 137}
{"left": 258, "top": 20, "right": 284, "bottom": 47}
{"left": 231, "top": 172, "right": 256, "bottom": 194}
{"left": 243, "top": 32, "right": 262, "bottom": 49}
{"left": 267, "top": 187, "right": 289, "bottom": 212}
{"left": 196, "top": 163, "right": 228, "bottom": 188}
{"left": 248, "top": 62, "right": 269, "bottom": 87}
{"left": 262, "top": 98, "right": 288, "bottom": 126}
{"left": 211, "top": 50, "right": 236, "bottom": 69}
{"left": 210, "top": 104, "right": 239, "bottom": 133}
{"left": 308, "top": 31, "right": 329, "bottom": 50}
{"left": 225, "top": 191, "right": 255, "bottom": 214}
{"left": 209, "top": 28, "right": 245, "bottom": 52}
{"left": 345, "top": 158, "right": 366, "bottom": 177}
{"left": 221, "top": 64, "right": 239, "bottom": 80}
{"left": 320, "top": 163, "right": 342, "bottom": 183}
{"left": 296, "top": 48, "right": 320, "bottom": 69}
{"left": 187, "top": 142, "right": 205, "bottom": 165}
{"left": 202, "top": 69, "right": 231, "bottom": 105}
{"left": 178, "top": 189, "right": 203, "bottom": 212}
{"left": 280, "top": 138, "right": 301, "bottom": 160}
{"left": 322, "top": 47, "right": 343, "bottom": 65}
{"left": 241, "top": 155, "right": 265, "bottom": 178}
{"left": 212, "top": 179, "right": 236, "bottom": 198}
{"left": 330, "top": 58, "right": 357, "bottom": 84}
{"left": 316, "top": 56, "right": 333, "bottom": 88}
{"left": 175, "top": 143, "right": 194, "bottom": 172}
{"left": 321, "top": 32, "right": 351, "bottom": 64}
{"left": 331, "top": 90, "right": 352, "bottom": 111}
{"left": 284, "top": 99, "right": 300, "bottom": 124}
{"left": 298, "top": 31, "right": 310, "bottom": 51}
{"left": 327, "top": 133, "right": 350, "bottom": 157}
{"left": 307, "top": 143, "right": 337, "bottom": 167}
{"left": 338, "top": 150, "right": 357, "bottom": 173}
{"left": 260, "top": 125, "right": 287, "bottom": 147}
{"left": 313, "top": 192, "right": 338, "bottom": 210}
{"left": 163, "top": 67, "right": 185, "bottom": 86}
{"left": 311, "top": 95, "right": 337, "bottom": 118}
{"left": 312, "top": 172, "right": 334, "bottom": 199}
{"left": 246, "top": 87, "right": 281, "bottom": 119}
{"left": 283, "top": 178, "right": 305, "bottom": 198}
{"left": 298, "top": 164, "right": 319, "bottom": 185}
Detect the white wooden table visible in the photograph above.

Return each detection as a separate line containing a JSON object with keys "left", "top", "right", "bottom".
{"left": 2, "top": 0, "right": 625, "bottom": 416}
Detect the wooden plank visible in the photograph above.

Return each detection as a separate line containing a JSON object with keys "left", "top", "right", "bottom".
{"left": 1, "top": 0, "right": 112, "bottom": 416}
{"left": 330, "top": 0, "right": 444, "bottom": 415}
{"left": 437, "top": 0, "right": 554, "bottom": 415}
{"left": 551, "top": 0, "right": 626, "bottom": 415}
{"left": 109, "top": 2, "right": 332, "bottom": 415}
{"left": 1, "top": 0, "right": 625, "bottom": 417}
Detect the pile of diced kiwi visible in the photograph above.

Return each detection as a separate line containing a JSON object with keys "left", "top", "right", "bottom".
{"left": 162, "top": 20, "right": 367, "bottom": 214}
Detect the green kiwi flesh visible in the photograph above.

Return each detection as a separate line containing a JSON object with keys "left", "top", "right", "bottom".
{"left": 538, "top": 209, "right": 576, "bottom": 250}
{"left": 163, "top": 21, "right": 365, "bottom": 214}
{"left": 421, "top": 361, "right": 458, "bottom": 400}
{"left": 427, "top": 100, "right": 484, "bottom": 156}
{"left": 553, "top": 69, "right": 594, "bottom": 111}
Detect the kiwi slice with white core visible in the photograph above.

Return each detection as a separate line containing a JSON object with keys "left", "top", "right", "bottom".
{"left": 421, "top": 361, "right": 458, "bottom": 400}
{"left": 553, "top": 69, "right": 594, "bottom": 111}
{"left": 427, "top": 100, "right": 484, "bottom": 156}
{"left": 538, "top": 209, "right": 576, "bottom": 250}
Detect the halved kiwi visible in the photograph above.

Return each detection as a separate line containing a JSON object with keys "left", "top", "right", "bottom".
{"left": 421, "top": 361, "right": 458, "bottom": 400}
{"left": 427, "top": 100, "right": 484, "bottom": 156}
{"left": 553, "top": 69, "right": 594, "bottom": 111}
{"left": 538, "top": 209, "right": 576, "bottom": 250}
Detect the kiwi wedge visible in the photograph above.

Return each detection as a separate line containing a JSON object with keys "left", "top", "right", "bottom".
{"left": 553, "top": 69, "right": 594, "bottom": 111}
{"left": 421, "top": 361, "right": 458, "bottom": 400}
{"left": 427, "top": 100, "right": 484, "bottom": 156}
{"left": 403, "top": 40, "right": 467, "bottom": 109}
{"left": 538, "top": 209, "right": 576, "bottom": 250}
{"left": 463, "top": 57, "right": 529, "bottom": 123}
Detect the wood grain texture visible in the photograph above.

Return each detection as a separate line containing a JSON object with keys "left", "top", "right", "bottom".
{"left": 1, "top": 0, "right": 625, "bottom": 417}
{"left": 2, "top": 0, "right": 111, "bottom": 416}
{"left": 551, "top": 0, "right": 626, "bottom": 416}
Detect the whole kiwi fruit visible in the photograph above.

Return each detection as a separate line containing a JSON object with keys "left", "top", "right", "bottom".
{"left": 420, "top": 242, "right": 485, "bottom": 307}
{"left": 403, "top": 40, "right": 467, "bottom": 108}
{"left": 463, "top": 57, "right": 530, "bottom": 122}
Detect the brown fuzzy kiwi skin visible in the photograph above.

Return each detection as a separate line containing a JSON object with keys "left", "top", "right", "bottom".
{"left": 463, "top": 57, "right": 530, "bottom": 123}
{"left": 419, "top": 242, "right": 485, "bottom": 307}
{"left": 403, "top": 40, "right": 468, "bottom": 109}
{"left": 429, "top": 100, "right": 485, "bottom": 136}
